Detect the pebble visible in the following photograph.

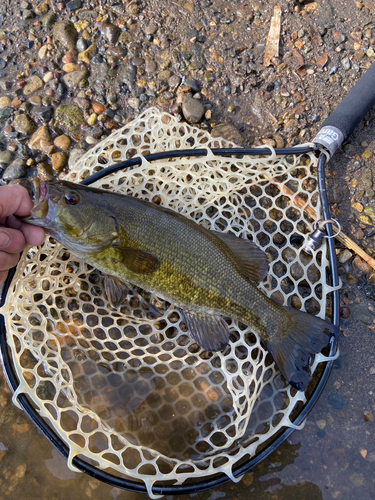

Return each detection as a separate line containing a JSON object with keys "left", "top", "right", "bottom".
{"left": 338, "top": 249, "right": 352, "bottom": 264}
{"left": 62, "top": 70, "right": 88, "bottom": 89}
{"left": 53, "top": 20, "right": 78, "bottom": 50}
{"left": 13, "top": 114, "right": 36, "bottom": 134}
{"left": 42, "top": 12, "right": 55, "bottom": 27}
{"left": 211, "top": 123, "right": 245, "bottom": 145}
{"left": 128, "top": 97, "right": 140, "bottom": 109}
{"left": 92, "top": 102, "right": 105, "bottom": 114}
{"left": 35, "top": 2, "right": 49, "bottom": 15}
{"left": 73, "top": 97, "right": 90, "bottom": 110}
{"left": 364, "top": 206, "right": 375, "bottom": 221}
{"left": 96, "top": 21, "right": 120, "bottom": 44}
{"left": 62, "top": 63, "right": 81, "bottom": 73}
{"left": 363, "top": 411, "right": 373, "bottom": 421}
{"left": 350, "top": 302, "right": 372, "bottom": 325}
{"left": 182, "top": 96, "right": 204, "bottom": 124}
{"left": 28, "top": 125, "right": 54, "bottom": 153}
{"left": 51, "top": 152, "right": 68, "bottom": 172}
{"left": 23, "top": 76, "right": 44, "bottom": 96}
{"left": 66, "top": 0, "right": 82, "bottom": 11}
{"left": 36, "top": 162, "right": 54, "bottom": 181}
{"left": 54, "top": 135, "right": 71, "bottom": 151}
{"left": 78, "top": 44, "right": 97, "bottom": 63}
{"left": 352, "top": 255, "right": 373, "bottom": 275}
{"left": 0, "top": 151, "right": 15, "bottom": 165}
{"left": 0, "top": 96, "right": 11, "bottom": 109}
{"left": 54, "top": 104, "right": 84, "bottom": 131}
{"left": 2, "top": 158, "right": 27, "bottom": 180}
{"left": 43, "top": 72, "right": 54, "bottom": 83}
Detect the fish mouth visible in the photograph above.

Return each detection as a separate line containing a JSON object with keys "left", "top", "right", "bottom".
{"left": 23, "top": 178, "right": 50, "bottom": 224}
{"left": 30, "top": 177, "right": 47, "bottom": 206}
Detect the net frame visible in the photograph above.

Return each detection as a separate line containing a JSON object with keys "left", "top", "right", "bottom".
{"left": 0, "top": 108, "right": 340, "bottom": 497}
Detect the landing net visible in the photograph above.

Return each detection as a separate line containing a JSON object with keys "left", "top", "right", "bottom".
{"left": 0, "top": 108, "right": 337, "bottom": 497}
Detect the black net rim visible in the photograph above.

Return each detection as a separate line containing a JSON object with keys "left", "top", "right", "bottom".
{"left": 0, "top": 147, "right": 339, "bottom": 496}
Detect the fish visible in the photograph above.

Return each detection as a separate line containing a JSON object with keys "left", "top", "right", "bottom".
{"left": 23, "top": 178, "right": 340, "bottom": 391}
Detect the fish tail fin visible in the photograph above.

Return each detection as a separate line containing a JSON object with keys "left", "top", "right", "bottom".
{"left": 266, "top": 309, "right": 340, "bottom": 392}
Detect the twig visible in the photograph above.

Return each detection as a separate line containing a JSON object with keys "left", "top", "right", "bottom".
{"left": 275, "top": 181, "right": 375, "bottom": 270}
{"left": 263, "top": 6, "right": 282, "bottom": 67}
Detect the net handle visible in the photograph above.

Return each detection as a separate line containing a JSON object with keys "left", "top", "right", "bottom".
{"left": 313, "top": 62, "right": 375, "bottom": 155}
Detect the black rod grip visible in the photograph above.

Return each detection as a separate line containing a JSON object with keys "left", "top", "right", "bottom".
{"left": 313, "top": 62, "right": 375, "bottom": 155}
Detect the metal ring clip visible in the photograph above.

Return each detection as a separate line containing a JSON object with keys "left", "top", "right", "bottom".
{"left": 313, "top": 218, "right": 341, "bottom": 239}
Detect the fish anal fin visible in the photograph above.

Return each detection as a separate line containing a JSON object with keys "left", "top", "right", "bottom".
{"left": 178, "top": 309, "right": 229, "bottom": 351}
{"left": 266, "top": 309, "right": 340, "bottom": 391}
{"left": 111, "top": 245, "right": 161, "bottom": 274}
{"left": 212, "top": 230, "right": 269, "bottom": 283}
{"left": 104, "top": 274, "right": 131, "bottom": 308}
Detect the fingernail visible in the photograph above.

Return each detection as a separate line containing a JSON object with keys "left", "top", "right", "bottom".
{"left": 0, "top": 230, "right": 10, "bottom": 247}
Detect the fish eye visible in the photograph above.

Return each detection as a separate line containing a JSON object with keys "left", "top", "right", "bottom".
{"left": 64, "top": 192, "right": 80, "bottom": 205}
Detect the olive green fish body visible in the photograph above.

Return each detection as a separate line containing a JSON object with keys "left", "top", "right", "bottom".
{"left": 25, "top": 179, "right": 340, "bottom": 391}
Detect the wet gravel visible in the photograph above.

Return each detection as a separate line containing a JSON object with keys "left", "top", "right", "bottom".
{"left": 0, "top": 0, "right": 375, "bottom": 499}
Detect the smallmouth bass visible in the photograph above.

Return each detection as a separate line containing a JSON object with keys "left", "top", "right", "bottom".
{"left": 24, "top": 179, "right": 340, "bottom": 391}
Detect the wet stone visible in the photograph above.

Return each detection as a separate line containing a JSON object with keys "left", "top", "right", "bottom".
{"left": 0, "top": 107, "right": 12, "bottom": 121}
{"left": 28, "top": 125, "right": 53, "bottom": 153}
{"left": 36, "top": 162, "right": 54, "bottom": 180}
{"left": 352, "top": 255, "right": 373, "bottom": 275}
{"left": 31, "top": 106, "right": 53, "bottom": 123}
{"left": 55, "top": 104, "right": 84, "bottom": 131}
{"left": 2, "top": 158, "right": 27, "bottom": 180}
{"left": 23, "top": 76, "right": 44, "bottom": 96}
{"left": 0, "top": 96, "right": 11, "bottom": 109}
{"left": 54, "top": 135, "right": 71, "bottom": 151}
{"left": 77, "top": 44, "right": 96, "bottom": 63}
{"left": 0, "top": 150, "right": 15, "bottom": 165}
{"left": 182, "top": 96, "right": 204, "bottom": 124}
{"left": 350, "top": 303, "right": 372, "bottom": 325}
{"left": 62, "top": 70, "right": 88, "bottom": 88}
{"left": 14, "top": 114, "right": 36, "bottom": 134}
{"left": 51, "top": 152, "right": 68, "bottom": 172}
{"left": 42, "top": 12, "right": 55, "bottom": 27}
{"left": 35, "top": 2, "right": 49, "bottom": 15}
{"left": 97, "top": 21, "right": 120, "bottom": 44}
{"left": 74, "top": 97, "right": 90, "bottom": 110}
{"left": 338, "top": 249, "right": 352, "bottom": 264}
{"left": 53, "top": 20, "right": 78, "bottom": 50}
{"left": 211, "top": 123, "right": 245, "bottom": 145}
{"left": 66, "top": 0, "right": 82, "bottom": 11}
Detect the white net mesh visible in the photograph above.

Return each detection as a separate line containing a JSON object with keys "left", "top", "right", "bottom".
{"left": 0, "top": 108, "right": 337, "bottom": 497}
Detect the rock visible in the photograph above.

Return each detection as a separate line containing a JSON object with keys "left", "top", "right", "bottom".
{"left": 73, "top": 97, "right": 90, "bottom": 110}
{"left": 96, "top": 21, "right": 120, "bottom": 44}
{"left": 145, "top": 59, "right": 157, "bottom": 74}
{"left": 127, "top": 97, "right": 140, "bottom": 109}
{"left": 92, "top": 102, "right": 105, "bottom": 114}
{"left": 29, "top": 95, "right": 42, "bottom": 106}
{"left": 350, "top": 303, "right": 372, "bottom": 325}
{"left": 338, "top": 249, "right": 352, "bottom": 264}
{"left": 53, "top": 21, "right": 78, "bottom": 50}
{"left": 2, "top": 158, "right": 27, "bottom": 180}
{"left": 31, "top": 106, "right": 53, "bottom": 123}
{"left": 69, "top": 148, "right": 86, "bottom": 169}
{"left": 352, "top": 255, "right": 373, "bottom": 275}
{"left": 28, "top": 125, "right": 54, "bottom": 153}
{"left": 51, "top": 152, "right": 68, "bottom": 172}
{"left": 77, "top": 44, "right": 96, "bottom": 63}
{"left": 13, "top": 114, "right": 36, "bottom": 134}
{"left": 42, "top": 12, "right": 55, "bottom": 27}
{"left": 0, "top": 96, "right": 11, "bottom": 109}
{"left": 54, "top": 135, "right": 71, "bottom": 151}
{"left": 0, "top": 107, "right": 12, "bottom": 121}
{"left": 55, "top": 104, "right": 84, "bottom": 131}
{"left": 182, "top": 96, "right": 204, "bottom": 124}
{"left": 35, "top": 2, "right": 49, "bottom": 15}
{"left": 364, "top": 206, "right": 375, "bottom": 222}
{"left": 211, "top": 123, "right": 245, "bottom": 145}
{"left": 346, "top": 273, "right": 358, "bottom": 284}
{"left": 23, "top": 76, "right": 44, "bottom": 96}
{"left": 62, "top": 63, "right": 81, "bottom": 73}
{"left": 36, "top": 162, "right": 54, "bottom": 181}
{"left": 128, "top": 2, "right": 139, "bottom": 15}
{"left": 62, "top": 70, "right": 88, "bottom": 89}
{"left": 0, "top": 151, "right": 15, "bottom": 165}
{"left": 66, "top": 0, "right": 82, "bottom": 11}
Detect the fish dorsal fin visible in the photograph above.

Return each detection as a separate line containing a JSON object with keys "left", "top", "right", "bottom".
{"left": 178, "top": 309, "right": 230, "bottom": 351}
{"left": 104, "top": 274, "right": 131, "bottom": 308}
{"left": 212, "top": 230, "right": 269, "bottom": 283}
{"left": 112, "top": 245, "right": 161, "bottom": 274}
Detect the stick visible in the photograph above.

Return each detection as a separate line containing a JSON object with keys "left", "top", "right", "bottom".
{"left": 263, "top": 6, "right": 282, "bottom": 67}
{"left": 276, "top": 181, "right": 375, "bottom": 270}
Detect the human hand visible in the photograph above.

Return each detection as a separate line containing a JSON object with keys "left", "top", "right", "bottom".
{"left": 0, "top": 184, "right": 45, "bottom": 284}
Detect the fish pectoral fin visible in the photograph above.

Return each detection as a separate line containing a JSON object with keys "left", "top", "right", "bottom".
{"left": 178, "top": 309, "right": 230, "bottom": 351}
{"left": 111, "top": 245, "right": 161, "bottom": 274}
{"left": 212, "top": 230, "right": 269, "bottom": 283}
{"left": 104, "top": 274, "right": 131, "bottom": 308}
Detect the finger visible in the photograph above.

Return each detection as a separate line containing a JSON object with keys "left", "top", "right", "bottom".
{"left": 0, "top": 269, "right": 8, "bottom": 284}
{"left": 0, "top": 185, "right": 33, "bottom": 219}
{"left": 0, "top": 228, "right": 27, "bottom": 254}
{"left": 0, "top": 251, "right": 19, "bottom": 271}
{"left": 4, "top": 216, "right": 45, "bottom": 247}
